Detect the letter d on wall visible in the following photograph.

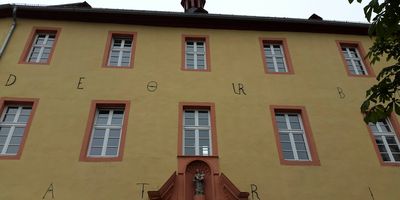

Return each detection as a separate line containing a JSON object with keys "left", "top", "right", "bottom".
{"left": 5, "top": 74, "right": 16, "bottom": 86}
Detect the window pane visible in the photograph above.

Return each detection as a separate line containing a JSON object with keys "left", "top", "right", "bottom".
{"left": 378, "top": 145, "right": 387, "bottom": 153}
{"left": 93, "top": 129, "right": 106, "bottom": 138}
{"left": 185, "top": 138, "right": 195, "bottom": 146}
{"left": 6, "top": 107, "right": 18, "bottom": 114}
{"left": 381, "top": 153, "right": 391, "bottom": 161}
{"left": 389, "top": 145, "right": 400, "bottom": 153}
{"left": 199, "top": 146, "right": 209, "bottom": 156}
{"left": 386, "top": 136, "right": 397, "bottom": 144}
{"left": 0, "top": 127, "right": 11, "bottom": 135}
{"left": 198, "top": 118, "right": 209, "bottom": 126}
{"left": 17, "top": 115, "right": 30, "bottom": 123}
{"left": 184, "top": 129, "right": 195, "bottom": 137}
{"left": 13, "top": 127, "right": 25, "bottom": 136}
{"left": 0, "top": 136, "right": 7, "bottom": 145}
{"left": 9, "top": 136, "right": 22, "bottom": 145}
{"left": 111, "top": 117, "right": 123, "bottom": 125}
{"left": 184, "top": 147, "right": 195, "bottom": 155}
{"left": 96, "top": 117, "right": 108, "bottom": 125}
{"left": 109, "top": 129, "right": 121, "bottom": 138}
{"left": 107, "top": 138, "right": 120, "bottom": 147}
{"left": 279, "top": 133, "right": 290, "bottom": 141}
{"left": 375, "top": 137, "right": 383, "bottom": 144}
{"left": 293, "top": 134, "right": 305, "bottom": 142}
{"left": 89, "top": 147, "right": 102, "bottom": 156}
{"left": 185, "top": 117, "right": 195, "bottom": 126}
{"left": 393, "top": 154, "right": 400, "bottom": 161}
{"left": 21, "top": 107, "right": 32, "bottom": 115}
{"left": 3, "top": 114, "right": 15, "bottom": 122}
{"left": 281, "top": 142, "right": 292, "bottom": 151}
{"left": 106, "top": 147, "right": 118, "bottom": 156}
{"left": 297, "top": 151, "right": 309, "bottom": 160}
{"left": 91, "top": 138, "right": 104, "bottom": 147}
{"left": 199, "top": 139, "right": 209, "bottom": 146}
{"left": 283, "top": 151, "right": 294, "bottom": 159}
{"left": 199, "top": 130, "right": 209, "bottom": 138}
{"left": 295, "top": 142, "right": 307, "bottom": 151}
{"left": 6, "top": 145, "right": 19, "bottom": 154}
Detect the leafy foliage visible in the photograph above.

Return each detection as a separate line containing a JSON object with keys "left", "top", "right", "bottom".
{"left": 349, "top": 0, "right": 400, "bottom": 123}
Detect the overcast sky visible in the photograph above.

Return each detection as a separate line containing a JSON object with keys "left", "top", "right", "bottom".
{"left": 0, "top": 0, "right": 369, "bottom": 23}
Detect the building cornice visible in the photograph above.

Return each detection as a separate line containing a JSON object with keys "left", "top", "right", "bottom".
{"left": 0, "top": 4, "right": 370, "bottom": 35}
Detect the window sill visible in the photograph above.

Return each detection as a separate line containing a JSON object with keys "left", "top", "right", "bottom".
{"left": 280, "top": 159, "right": 320, "bottom": 166}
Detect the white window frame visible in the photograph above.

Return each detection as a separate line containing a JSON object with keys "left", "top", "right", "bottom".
{"left": 342, "top": 46, "right": 368, "bottom": 75}
{"left": 108, "top": 36, "right": 133, "bottom": 67}
{"left": 277, "top": 113, "right": 312, "bottom": 161}
{"left": 185, "top": 40, "right": 207, "bottom": 70}
{"left": 87, "top": 108, "right": 124, "bottom": 157}
{"left": 264, "top": 43, "right": 288, "bottom": 72}
{"left": 370, "top": 119, "right": 400, "bottom": 163}
{"left": 183, "top": 109, "right": 212, "bottom": 156}
{"left": 27, "top": 33, "right": 56, "bottom": 63}
{"left": 0, "top": 105, "right": 30, "bottom": 155}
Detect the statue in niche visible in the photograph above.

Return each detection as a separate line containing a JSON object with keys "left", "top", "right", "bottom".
{"left": 193, "top": 169, "right": 205, "bottom": 195}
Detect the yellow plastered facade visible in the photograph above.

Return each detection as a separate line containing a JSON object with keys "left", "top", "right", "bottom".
{"left": 0, "top": 18, "right": 399, "bottom": 200}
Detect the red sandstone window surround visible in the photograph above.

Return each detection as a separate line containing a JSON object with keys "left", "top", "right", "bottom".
{"left": 270, "top": 105, "right": 320, "bottom": 166}
{"left": 336, "top": 40, "right": 374, "bottom": 77}
{"left": 181, "top": 35, "right": 211, "bottom": 72}
{"left": 79, "top": 100, "right": 130, "bottom": 162}
{"left": 178, "top": 102, "right": 218, "bottom": 156}
{"left": 0, "top": 97, "right": 39, "bottom": 160}
{"left": 259, "top": 38, "right": 294, "bottom": 74}
{"left": 102, "top": 31, "right": 137, "bottom": 68}
{"left": 19, "top": 27, "right": 61, "bottom": 65}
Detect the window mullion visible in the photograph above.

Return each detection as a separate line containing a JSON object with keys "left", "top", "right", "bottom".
{"left": 195, "top": 129, "right": 199, "bottom": 155}
{"left": 289, "top": 133, "right": 298, "bottom": 160}
{"left": 194, "top": 42, "right": 198, "bottom": 69}
{"left": 271, "top": 45, "right": 279, "bottom": 72}
{"left": 13, "top": 106, "right": 23, "bottom": 123}
{"left": 36, "top": 35, "right": 48, "bottom": 62}
{"left": 101, "top": 128, "right": 111, "bottom": 156}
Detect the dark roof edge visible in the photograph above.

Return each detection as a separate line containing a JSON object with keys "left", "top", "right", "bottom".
{"left": 0, "top": 4, "right": 370, "bottom": 35}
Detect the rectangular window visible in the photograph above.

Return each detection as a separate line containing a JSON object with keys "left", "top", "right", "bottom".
{"left": 183, "top": 109, "right": 211, "bottom": 156}
{"left": 275, "top": 113, "right": 311, "bottom": 160}
{"left": 80, "top": 100, "right": 130, "bottom": 162}
{"left": 103, "top": 31, "right": 137, "bottom": 68}
{"left": 88, "top": 108, "right": 125, "bottom": 157}
{"left": 0, "top": 106, "right": 32, "bottom": 155}
{"left": 19, "top": 27, "right": 61, "bottom": 65}
{"left": 178, "top": 102, "right": 217, "bottom": 156}
{"left": 336, "top": 41, "right": 374, "bottom": 77}
{"left": 369, "top": 118, "right": 400, "bottom": 163}
{"left": 0, "top": 98, "right": 38, "bottom": 160}
{"left": 270, "top": 106, "right": 320, "bottom": 166}
{"left": 260, "top": 38, "right": 293, "bottom": 74}
{"left": 341, "top": 46, "right": 367, "bottom": 75}
{"left": 182, "top": 35, "right": 210, "bottom": 71}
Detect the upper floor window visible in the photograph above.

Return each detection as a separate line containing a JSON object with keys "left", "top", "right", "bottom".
{"left": 336, "top": 41, "right": 374, "bottom": 77}
{"left": 103, "top": 32, "right": 137, "bottom": 68}
{"left": 260, "top": 38, "right": 294, "bottom": 74}
{"left": 80, "top": 100, "right": 130, "bottom": 162}
{"left": 19, "top": 27, "right": 61, "bottom": 65}
{"left": 369, "top": 118, "right": 400, "bottom": 163}
{"left": 0, "top": 98, "right": 38, "bottom": 159}
{"left": 182, "top": 35, "right": 210, "bottom": 71}
{"left": 270, "top": 106, "right": 320, "bottom": 166}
